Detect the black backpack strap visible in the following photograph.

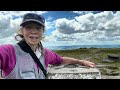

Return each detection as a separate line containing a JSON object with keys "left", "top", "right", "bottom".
{"left": 17, "top": 40, "right": 47, "bottom": 78}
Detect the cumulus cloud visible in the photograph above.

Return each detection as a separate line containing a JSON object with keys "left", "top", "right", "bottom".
{"left": 51, "top": 11, "right": 120, "bottom": 45}
{"left": 0, "top": 13, "right": 22, "bottom": 39}
{"left": 55, "top": 18, "right": 80, "bottom": 34}
{"left": 0, "top": 11, "right": 120, "bottom": 46}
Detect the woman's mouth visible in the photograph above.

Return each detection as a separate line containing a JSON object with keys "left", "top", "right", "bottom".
{"left": 29, "top": 36, "right": 39, "bottom": 41}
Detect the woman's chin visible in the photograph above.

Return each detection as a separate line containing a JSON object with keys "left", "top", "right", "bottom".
{"left": 29, "top": 41, "right": 39, "bottom": 46}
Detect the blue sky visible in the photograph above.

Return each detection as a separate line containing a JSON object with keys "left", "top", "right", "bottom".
{"left": 0, "top": 11, "right": 120, "bottom": 46}
{"left": 43, "top": 11, "right": 102, "bottom": 36}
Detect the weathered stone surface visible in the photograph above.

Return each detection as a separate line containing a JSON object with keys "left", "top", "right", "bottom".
{"left": 47, "top": 64, "right": 101, "bottom": 79}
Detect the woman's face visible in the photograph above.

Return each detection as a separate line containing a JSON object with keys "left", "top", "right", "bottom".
{"left": 21, "top": 22, "right": 44, "bottom": 46}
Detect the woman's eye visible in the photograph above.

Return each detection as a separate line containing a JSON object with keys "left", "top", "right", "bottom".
{"left": 25, "top": 26, "right": 32, "bottom": 29}
{"left": 36, "top": 26, "right": 41, "bottom": 30}
{"left": 24, "top": 25, "right": 43, "bottom": 30}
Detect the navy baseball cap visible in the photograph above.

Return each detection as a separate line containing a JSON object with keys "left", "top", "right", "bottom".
{"left": 20, "top": 13, "right": 45, "bottom": 27}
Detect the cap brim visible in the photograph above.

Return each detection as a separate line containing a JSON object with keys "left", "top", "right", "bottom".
{"left": 20, "top": 19, "right": 45, "bottom": 26}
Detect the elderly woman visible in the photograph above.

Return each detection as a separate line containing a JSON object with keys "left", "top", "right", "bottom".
{"left": 0, "top": 13, "right": 95, "bottom": 79}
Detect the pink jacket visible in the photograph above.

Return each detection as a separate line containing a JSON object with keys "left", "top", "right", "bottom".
{"left": 0, "top": 44, "right": 63, "bottom": 77}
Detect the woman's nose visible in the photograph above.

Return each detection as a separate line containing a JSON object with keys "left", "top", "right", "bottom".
{"left": 30, "top": 29, "right": 38, "bottom": 34}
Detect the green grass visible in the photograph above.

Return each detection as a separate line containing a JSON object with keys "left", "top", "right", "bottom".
{"left": 54, "top": 48, "right": 120, "bottom": 63}
{"left": 53, "top": 48, "right": 120, "bottom": 75}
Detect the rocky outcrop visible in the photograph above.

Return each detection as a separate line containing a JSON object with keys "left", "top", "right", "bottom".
{"left": 108, "top": 54, "right": 120, "bottom": 61}
{"left": 103, "top": 54, "right": 120, "bottom": 62}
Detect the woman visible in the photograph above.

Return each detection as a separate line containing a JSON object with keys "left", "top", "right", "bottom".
{"left": 0, "top": 13, "right": 95, "bottom": 79}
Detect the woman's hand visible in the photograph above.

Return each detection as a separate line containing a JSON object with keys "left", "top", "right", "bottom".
{"left": 81, "top": 60, "right": 96, "bottom": 68}
{"left": 0, "top": 77, "right": 3, "bottom": 79}
{"left": 62, "top": 57, "right": 96, "bottom": 68}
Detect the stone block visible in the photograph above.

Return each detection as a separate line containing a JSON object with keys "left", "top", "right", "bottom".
{"left": 47, "top": 64, "right": 101, "bottom": 79}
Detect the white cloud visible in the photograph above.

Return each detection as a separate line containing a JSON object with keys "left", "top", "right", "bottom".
{"left": 47, "top": 16, "right": 52, "bottom": 21}
{"left": 47, "top": 11, "right": 120, "bottom": 45}
{"left": 1, "top": 11, "right": 120, "bottom": 46}
{"left": 0, "top": 11, "right": 47, "bottom": 16}
{"left": 0, "top": 13, "right": 22, "bottom": 39}
{"left": 72, "top": 11, "right": 96, "bottom": 15}
{"left": 0, "top": 33, "right": 17, "bottom": 45}
{"left": 45, "top": 20, "right": 55, "bottom": 30}
{"left": 55, "top": 18, "right": 80, "bottom": 34}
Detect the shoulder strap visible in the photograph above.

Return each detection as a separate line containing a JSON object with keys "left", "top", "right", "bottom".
{"left": 17, "top": 40, "right": 47, "bottom": 78}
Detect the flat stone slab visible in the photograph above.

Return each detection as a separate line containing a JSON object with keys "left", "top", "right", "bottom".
{"left": 47, "top": 64, "right": 101, "bottom": 79}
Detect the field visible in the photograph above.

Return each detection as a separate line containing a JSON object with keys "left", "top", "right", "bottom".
{"left": 53, "top": 48, "right": 120, "bottom": 79}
